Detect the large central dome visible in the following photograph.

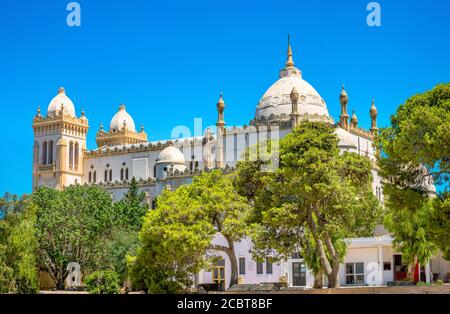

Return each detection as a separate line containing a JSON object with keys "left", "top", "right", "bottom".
{"left": 254, "top": 39, "right": 329, "bottom": 123}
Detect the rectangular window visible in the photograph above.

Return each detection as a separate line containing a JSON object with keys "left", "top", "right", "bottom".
{"left": 346, "top": 262, "right": 364, "bottom": 285}
{"left": 239, "top": 257, "right": 246, "bottom": 275}
{"left": 266, "top": 260, "right": 273, "bottom": 274}
{"left": 256, "top": 262, "right": 263, "bottom": 274}
{"left": 383, "top": 262, "right": 391, "bottom": 271}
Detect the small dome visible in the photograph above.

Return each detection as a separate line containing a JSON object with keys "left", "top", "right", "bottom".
{"left": 335, "top": 127, "right": 356, "bottom": 148}
{"left": 47, "top": 87, "right": 76, "bottom": 116}
{"left": 350, "top": 112, "right": 358, "bottom": 125}
{"left": 156, "top": 145, "right": 186, "bottom": 165}
{"left": 109, "top": 105, "right": 136, "bottom": 132}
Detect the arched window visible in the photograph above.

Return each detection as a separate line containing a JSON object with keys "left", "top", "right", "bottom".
{"left": 125, "top": 168, "right": 129, "bottom": 180}
{"left": 74, "top": 142, "right": 79, "bottom": 171}
{"left": 104, "top": 170, "right": 108, "bottom": 182}
{"left": 88, "top": 172, "right": 92, "bottom": 183}
{"left": 109, "top": 169, "right": 112, "bottom": 181}
{"left": 120, "top": 168, "right": 124, "bottom": 181}
{"left": 93, "top": 171, "right": 97, "bottom": 183}
{"left": 69, "top": 142, "right": 74, "bottom": 170}
{"left": 48, "top": 141, "right": 53, "bottom": 164}
{"left": 42, "top": 141, "right": 47, "bottom": 164}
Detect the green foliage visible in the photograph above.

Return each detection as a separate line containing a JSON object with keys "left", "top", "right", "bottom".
{"left": 0, "top": 193, "right": 29, "bottom": 218}
{"left": 32, "top": 185, "right": 115, "bottom": 289}
{"left": 378, "top": 83, "right": 449, "bottom": 187}
{"left": 377, "top": 83, "right": 450, "bottom": 269}
{"left": 84, "top": 270, "right": 120, "bottom": 294}
{"left": 128, "top": 185, "right": 213, "bottom": 293}
{"left": 106, "top": 228, "right": 140, "bottom": 282}
{"left": 129, "top": 171, "right": 251, "bottom": 292}
{"left": 114, "top": 177, "right": 149, "bottom": 231}
{"left": 428, "top": 192, "right": 450, "bottom": 260}
{"left": 237, "top": 121, "right": 381, "bottom": 288}
{"left": 0, "top": 199, "right": 38, "bottom": 293}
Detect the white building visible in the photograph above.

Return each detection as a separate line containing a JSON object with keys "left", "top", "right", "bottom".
{"left": 31, "top": 39, "right": 446, "bottom": 288}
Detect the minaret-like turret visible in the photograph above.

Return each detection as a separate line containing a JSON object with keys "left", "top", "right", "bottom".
{"left": 370, "top": 97, "right": 378, "bottom": 133}
{"left": 215, "top": 94, "right": 226, "bottom": 168}
{"left": 290, "top": 87, "right": 300, "bottom": 128}
{"left": 339, "top": 85, "right": 349, "bottom": 130}
{"left": 350, "top": 110, "right": 358, "bottom": 128}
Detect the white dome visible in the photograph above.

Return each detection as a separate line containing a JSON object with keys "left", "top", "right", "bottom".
{"left": 157, "top": 146, "right": 186, "bottom": 165}
{"left": 255, "top": 74, "right": 329, "bottom": 122}
{"left": 335, "top": 127, "right": 356, "bottom": 148}
{"left": 254, "top": 40, "right": 329, "bottom": 123}
{"left": 110, "top": 105, "right": 136, "bottom": 132}
{"left": 47, "top": 87, "right": 76, "bottom": 116}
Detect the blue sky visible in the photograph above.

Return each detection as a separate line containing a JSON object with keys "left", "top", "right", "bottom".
{"left": 0, "top": 0, "right": 449, "bottom": 196}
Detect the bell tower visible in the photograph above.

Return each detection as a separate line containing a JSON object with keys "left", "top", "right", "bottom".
{"left": 32, "top": 87, "right": 89, "bottom": 190}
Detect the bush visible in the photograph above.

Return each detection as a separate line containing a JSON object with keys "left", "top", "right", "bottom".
{"left": 85, "top": 270, "right": 120, "bottom": 294}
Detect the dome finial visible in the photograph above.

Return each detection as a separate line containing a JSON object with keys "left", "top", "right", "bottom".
{"left": 58, "top": 87, "right": 65, "bottom": 94}
{"left": 119, "top": 104, "right": 125, "bottom": 111}
{"left": 286, "top": 34, "right": 295, "bottom": 67}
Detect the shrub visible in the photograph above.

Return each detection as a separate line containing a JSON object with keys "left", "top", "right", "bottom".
{"left": 84, "top": 270, "right": 120, "bottom": 294}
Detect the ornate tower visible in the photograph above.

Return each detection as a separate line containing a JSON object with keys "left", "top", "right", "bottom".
{"left": 32, "top": 87, "right": 89, "bottom": 190}
{"left": 290, "top": 87, "right": 300, "bottom": 128}
{"left": 339, "top": 85, "right": 349, "bottom": 130}
{"left": 215, "top": 94, "right": 226, "bottom": 168}
{"left": 370, "top": 97, "right": 378, "bottom": 133}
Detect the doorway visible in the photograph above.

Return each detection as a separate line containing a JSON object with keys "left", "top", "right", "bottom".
{"left": 393, "top": 254, "right": 407, "bottom": 281}
{"left": 212, "top": 259, "right": 225, "bottom": 291}
{"left": 292, "top": 262, "right": 306, "bottom": 286}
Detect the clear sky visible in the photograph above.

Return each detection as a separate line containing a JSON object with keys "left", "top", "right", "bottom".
{"left": 0, "top": 0, "right": 449, "bottom": 196}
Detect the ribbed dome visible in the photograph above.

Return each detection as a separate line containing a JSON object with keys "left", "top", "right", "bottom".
{"left": 47, "top": 87, "right": 76, "bottom": 116}
{"left": 109, "top": 105, "right": 135, "bottom": 132}
{"left": 254, "top": 41, "right": 329, "bottom": 123}
{"left": 156, "top": 146, "right": 186, "bottom": 165}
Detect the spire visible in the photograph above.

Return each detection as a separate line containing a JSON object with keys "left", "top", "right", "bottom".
{"left": 370, "top": 97, "right": 378, "bottom": 133}
{"left": 216, "top": 93, "right": 225, "bottom": 129}
{"left": 286, "top": 34, "right": 295, "bottom": 67}
{"left": 370, "top": 97, "right": 377, "bottom": 115}
{"left": 339, "top": 84, "right": 349, "bottom": 129}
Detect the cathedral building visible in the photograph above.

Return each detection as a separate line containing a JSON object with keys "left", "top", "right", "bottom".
{"left": 32, "top": 39, "right": 446, "bottom": 288}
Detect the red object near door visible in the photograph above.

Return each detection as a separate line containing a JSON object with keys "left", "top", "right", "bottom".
{"left": 413, "top": 262, "right": 420, "bottom": 282}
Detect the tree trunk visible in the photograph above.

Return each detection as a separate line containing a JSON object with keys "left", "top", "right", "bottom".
{"left": 327, "top": 266, "right": 340, "bottom": 288}
{"left": 407, "top": 255, "right": 418, "bottom": 281}
{"left": 313, "top": 270, "right": 323, "bottom": 289}
{"left": 226, "top": 240, "right": 239, "bottom": 288}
